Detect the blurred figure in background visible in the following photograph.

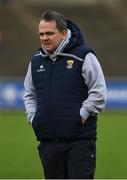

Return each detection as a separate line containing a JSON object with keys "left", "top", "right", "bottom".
{"left": 23, "top": 10, "right": 107, "bottom": 179}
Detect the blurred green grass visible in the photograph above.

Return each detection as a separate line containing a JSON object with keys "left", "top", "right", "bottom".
{"left": 0, "top": 110, "right": 127, "bottom": 179}
{"left": 95, "top": 110, "right": 127, "bottom": 179}
{"left": 0, "top": 111, "right": 43, "bottom": 179}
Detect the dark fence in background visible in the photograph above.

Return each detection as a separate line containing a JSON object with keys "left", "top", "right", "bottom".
{"left": 0, "top": 1, "right": 127, "bottom": 77}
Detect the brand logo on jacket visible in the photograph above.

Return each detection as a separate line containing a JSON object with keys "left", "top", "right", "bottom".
{"left": 66, "top": 60, "right": 74, "bottom": 69}
{"left": 37, "top": 65, "right": 45, "bottom": 72}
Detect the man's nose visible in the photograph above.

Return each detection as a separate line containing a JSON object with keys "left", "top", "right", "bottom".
{"left": 42, "top": 34, "right": 48, "bottom": 40}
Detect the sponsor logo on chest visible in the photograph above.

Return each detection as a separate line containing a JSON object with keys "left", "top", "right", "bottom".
{"left": 37, "top": 65, "right": 45, "bottom": 72}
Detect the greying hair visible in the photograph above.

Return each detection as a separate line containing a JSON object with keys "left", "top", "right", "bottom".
{"left": 41, "top": 10, "right": 67, "bottom": 32}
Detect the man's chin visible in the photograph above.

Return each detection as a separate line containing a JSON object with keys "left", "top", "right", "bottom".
{"left": 43, "top": 47, "right": 54, "bottom": 54}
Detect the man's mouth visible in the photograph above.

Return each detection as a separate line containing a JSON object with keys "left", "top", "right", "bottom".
{"left": 43, "top": 42, "right": 51, "bottom": 45}
{"left": 44, "top": 44, "right": 51, "bottom": 47}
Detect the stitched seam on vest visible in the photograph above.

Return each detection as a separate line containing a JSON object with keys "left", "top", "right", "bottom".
{"left": 56, "top": 53, "right": 84, "bottom": 62}
{"left": 34, "top": 51, "right": 47, "bottom": 57}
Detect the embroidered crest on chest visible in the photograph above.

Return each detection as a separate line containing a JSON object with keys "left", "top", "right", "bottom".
{"left": 66, "top": 60, "right": 74, "bottom": 69}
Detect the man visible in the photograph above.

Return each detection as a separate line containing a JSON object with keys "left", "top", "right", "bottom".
{"left": 23, "top": 10, "right": 107, "bottom": 179}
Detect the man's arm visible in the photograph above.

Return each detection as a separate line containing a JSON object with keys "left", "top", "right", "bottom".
{"left": 80, "top": 52, "right": 107, "bottom": 122}
{"left": 23, "top": 62, "right": 37, "bottom": 124}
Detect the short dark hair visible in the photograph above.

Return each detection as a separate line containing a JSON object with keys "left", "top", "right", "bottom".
{"left": 41, "top": 10, "right": 67, "bottom": 32}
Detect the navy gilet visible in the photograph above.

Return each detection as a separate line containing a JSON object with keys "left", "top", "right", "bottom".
{"left": 31, "top": 45, "right": 97, "bottom": 141}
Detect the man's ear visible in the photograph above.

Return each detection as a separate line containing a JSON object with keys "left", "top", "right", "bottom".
{"left": 62, "top": 30, "right": 67, "bottom": 39}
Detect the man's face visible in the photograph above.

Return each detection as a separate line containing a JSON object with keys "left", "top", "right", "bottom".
{"left": 39, "top": 20, "right": 67, "bottom": 53}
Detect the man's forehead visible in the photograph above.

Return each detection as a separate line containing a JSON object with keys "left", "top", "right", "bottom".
{"left": 39, "top": 20, "right": 57, "bottom": 28}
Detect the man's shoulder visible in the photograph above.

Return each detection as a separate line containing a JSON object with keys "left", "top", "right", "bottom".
{"left": 68, "top": 45, "right": 95, "bottom": 60}
{"left": 30, "top": 49, "right": 42, "bottom": 62}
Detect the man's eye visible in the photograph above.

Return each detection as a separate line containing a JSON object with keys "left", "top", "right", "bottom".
{"left": 39, "top": 33, "right": 44, "bottom": 36}
{"left": 39, "top": 32, "right": 54, "bottom": 37}
{"left": 47, "top": 32, "right": 54, "bottom": 36}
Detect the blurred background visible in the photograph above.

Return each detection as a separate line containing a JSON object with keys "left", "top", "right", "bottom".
{"left": 0, "top": 0, "right": 127, "bottom": 179}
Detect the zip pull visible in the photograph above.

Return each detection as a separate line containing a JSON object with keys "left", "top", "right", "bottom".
{"left": 51, "top": 56, "right": 56, "bottom": 64}
{"left": 52, "top": 59, "right": 56, "bottom": 64}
